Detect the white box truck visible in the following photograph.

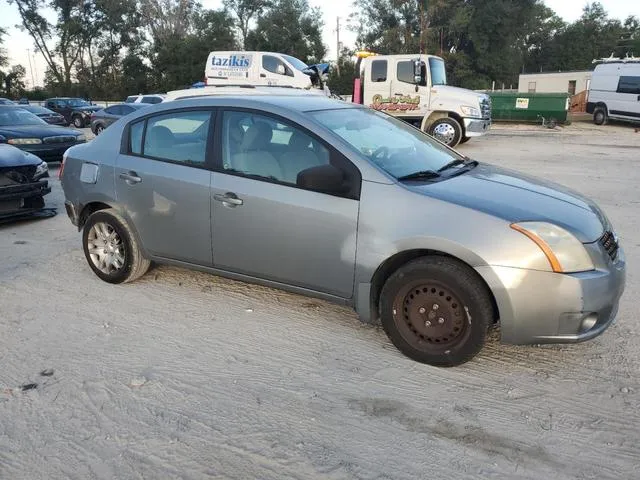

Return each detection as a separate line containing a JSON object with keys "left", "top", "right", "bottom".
{"left": 351, "top": 52, "right": 491, "bottom": 147}
{"left": 587, "top": 57, "right": 640, "bottom": 126}
{"left": 204, "top": 51, "right": 330, "bottom": 93}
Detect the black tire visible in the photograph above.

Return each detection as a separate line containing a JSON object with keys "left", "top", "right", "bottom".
{"left": 95, "top": 123, "right": 105, "bottom": 135}
{"left": 379, "top": 256, "right": 493, "bottom": 367}
{"left": 82, "top": 209, "right": 150, "bottom": 284}
{"left": 72, "top": 115, "right": 84, "bottom": 128}
{"left": 459, "top": 136, "right": 471, "bottom": 144}
{"left": 593, "top": 106, "right": 608, "bottom": 126}
{"left": 428, "top": 118, "right": 462, "bottom": 148}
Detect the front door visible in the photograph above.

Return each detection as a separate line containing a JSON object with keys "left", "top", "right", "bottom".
{"left": 115, "top": 109, "right": 214, "bottom": 266}
{"left": 260, "top": 55, "right": 293, "bottom": 86}
{"left": 389, "top": 57, "right": 430, "bottom": 119}
{"left": 210, "top": 109, "right": 360, "bottom": 298}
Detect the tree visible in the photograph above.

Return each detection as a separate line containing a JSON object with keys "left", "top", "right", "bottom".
{"left": 327, "top": 48, "right": 356, "bottom": 96}
{"left": 0, "top": 27, "right": 8, "bottom": 70}
{"left": 245, "top": 0, "right": 326, "bottom": 63}
{"left": 223, "top": 0, "right": 272, "bottom": 48}
{"left": 151, "top": 8, "right": 237, "bottom": 92}
{"left": 10, "top": 0, "right": 88, "bottom": 87}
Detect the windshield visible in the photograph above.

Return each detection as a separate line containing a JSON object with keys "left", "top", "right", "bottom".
{"left": 281, "top": 54, "right": 309, "bottom": 71}
{"left": 22, "top": 106, "right": 50, "bottom": 114}
{"left": 429, "top": 58, "right": 447, "bottom": 86}
{"left": 311, "top": 108, "right": 463, "bottom": 179}
{"left": 0, "top": 108, "right": 47, "bottom": 126}
{"left": 67, "top": 98, "right": 91, "bottom": 107}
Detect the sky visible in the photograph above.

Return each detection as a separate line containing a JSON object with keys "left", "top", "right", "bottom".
{"left": 1, "top": 0, "right": 639, "bottom": 88}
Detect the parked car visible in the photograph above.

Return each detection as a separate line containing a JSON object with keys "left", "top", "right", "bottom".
{"left": 44, "top": 97, "right": 101, "bottom": 128}
{"left": 0, "top": 98, "right": 15, "bottom": 105}
{"left": 60, "top": 94, "right": 625, "bottom": 367}
{"left": 0, "top": 143, "right": 51, "bottom": 222}
{"left": 0, "top": 106, "right": 86, "bottom": 162}
{"left": 18, "top": 105, "right": 66, "bottom": 125}
{"left": 124, "top": 94, "right": 165, "bottom": 104}
{"left": 18, "top": 98, "right": 29, "bottom": 105}
{"left": 90, "top": 103, "right": 148, "bottom": 135}
{"left": 587, "top": 58, "right": 640, "bottom": 125}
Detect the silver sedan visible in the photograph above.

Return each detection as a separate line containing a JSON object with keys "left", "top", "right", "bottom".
{"left": 60, "top": 93, "right": 626, "bottom": 366}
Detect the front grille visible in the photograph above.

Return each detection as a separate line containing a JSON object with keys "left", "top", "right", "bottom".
{"left": 480, "top": 96, "right": 491, "bottom": 119}
{"left": 43, "top": 135, "right": 76, "bottom": 144}
{"left": 600, "top": 230, "right": 619, "bottom": 261}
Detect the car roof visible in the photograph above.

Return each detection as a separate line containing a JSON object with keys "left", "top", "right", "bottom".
{"left": 158, "top": 93, "right": 357, "bottom": 113}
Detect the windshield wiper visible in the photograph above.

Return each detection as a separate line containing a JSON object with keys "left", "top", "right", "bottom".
{"left": 397, "top": 170, "right": 441, "bottom": 181}
{"left": 437, "top": 158, "right": 478, "bottom": 172}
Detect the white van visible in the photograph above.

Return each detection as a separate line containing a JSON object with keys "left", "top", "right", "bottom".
{"left": 587, "top": 58, "right": 640, "bottom": 125}
{"left": 352, "top": 53, "right": 491, "bottom": 147}
{"left": 204, "top": 51, "right": 329, "bottom": 92}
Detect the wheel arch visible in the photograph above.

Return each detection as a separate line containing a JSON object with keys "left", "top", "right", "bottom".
{"left": 78, "top": 201, "right": 113, "bottom": 230}
{"left": 367, "top": 249, "right": 499, "bottom": 325}
{"left": 421, "top": 111, "right": 465, "bottom": 135}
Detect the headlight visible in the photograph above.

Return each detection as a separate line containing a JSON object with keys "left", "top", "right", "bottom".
{"left": 76, "top": 134, "right": 86, "bottom": 142}
{"left": 460, "top": 105, "right": 480, "bottom": 117}
{"left": 34, "top": 161, "right": 48, "bottom": 177}
{"left": 8, "top": 138, "right": 43, "bottom": 145}
{"left": 511, "top": 222, "right": 594, "bottom": 273}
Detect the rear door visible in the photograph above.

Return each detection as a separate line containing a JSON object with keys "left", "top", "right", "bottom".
{"left": 115, "top": 108, "right": 214, "bottom": 265}
{"left": 365, "top": 58, "right": 392, "bottom": 110}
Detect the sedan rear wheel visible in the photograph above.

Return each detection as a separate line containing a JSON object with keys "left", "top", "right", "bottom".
{"left": 379, "top": 256, "right": 492, "bottom": 366}
{"left": 83, "top": 209, "right": 150, "bottom": 284}
{"left": 96, "top": 124, "right": 105, "bottom": 135}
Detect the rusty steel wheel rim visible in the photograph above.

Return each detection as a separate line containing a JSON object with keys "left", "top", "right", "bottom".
{"left": 392, "top": 282, "right": 470, "bottom": 352}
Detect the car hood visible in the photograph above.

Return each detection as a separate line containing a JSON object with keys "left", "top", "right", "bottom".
{"left": 0, "top": 125, "right": 81, "bottom": 138}
{"left": 0, "top": 144, "right": 41, "bottom": 167}
{"left": 409, "top": 163, "right": 607, "bottom": 243}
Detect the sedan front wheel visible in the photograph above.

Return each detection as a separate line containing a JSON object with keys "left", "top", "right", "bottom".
{"left": 379, "top": 256, "right": 493, "bottom": 367}
{"left": 73, "top": 116, "right": 85, "bottom": 128}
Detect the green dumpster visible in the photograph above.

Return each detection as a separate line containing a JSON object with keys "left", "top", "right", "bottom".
{"left": 488, "top": 92, "right": 570, "bottom": 123}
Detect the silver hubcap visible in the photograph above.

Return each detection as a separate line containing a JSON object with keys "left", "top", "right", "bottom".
{"left": 74, "top": 118, "right": 82, "bottom": 127}
{"left": 87, "top": 222, "right": 125, "bottom": 274}
{"left": 432, "top": 122, "right": 456, "bottom": 145}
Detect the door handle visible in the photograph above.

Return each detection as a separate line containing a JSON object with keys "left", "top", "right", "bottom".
{"left": 214, "top": 192, "right": 243, "bottom": 206}
{"left": 260, "top": 73, "right": 266, "bottom": 78}
{"left": 119, "top": 171, "right": 142, "bottom": 184}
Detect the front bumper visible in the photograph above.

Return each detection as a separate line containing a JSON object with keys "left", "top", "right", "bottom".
{"left": 463, "top": 118, "right": 491, "bottom": 137}
{"left": 0, "top": 180, "right": 51, "bottom": 219}
{"left": 476, "top": 247, "right": 626, "bottom": 344}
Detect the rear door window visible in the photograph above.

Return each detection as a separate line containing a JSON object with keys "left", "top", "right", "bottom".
{"left": 371, "top": 60, "right": 388, "bottom": 82}
{"left": 142, "top": 96, "right": 162, "bottom": 104}
{"left": 141, "top": 111, "right": 212, "bottom": 165}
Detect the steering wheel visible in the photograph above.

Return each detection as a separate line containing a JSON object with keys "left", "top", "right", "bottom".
{"left": 371, "top": 146, "right": 389, "bottom": 163}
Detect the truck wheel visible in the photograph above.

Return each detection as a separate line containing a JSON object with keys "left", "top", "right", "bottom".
{"left": 83, "top": 209, "right": 150, "bottom": 284}
{"left": 73, "top": 115, "right": 84, "bottom": 128}
{"left": 379, "top": 256, "right": 492, "bottom": 367}
{"left": 459, "top": 136, "right": 471, "bottom": 144}
{"left": 593, "top": 106, "right": 608, "bottom": 126}
{"left": 428, "top": 118, "right": 462, "bottom": 147}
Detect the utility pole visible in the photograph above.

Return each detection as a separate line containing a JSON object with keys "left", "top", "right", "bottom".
{"left": 26, "top": 49, "right": 35, "bottom": 89}
{"left": 336, "top": 16, "right": 341, "bottom": 76}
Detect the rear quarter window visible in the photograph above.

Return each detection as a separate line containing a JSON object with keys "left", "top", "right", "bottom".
{"left": 130, "top": 121, "right": 144, "bottom": 154}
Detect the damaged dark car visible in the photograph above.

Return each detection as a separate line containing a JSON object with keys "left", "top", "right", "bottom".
{"left": 0, "top": 144, "right": 52, "bottom": 223}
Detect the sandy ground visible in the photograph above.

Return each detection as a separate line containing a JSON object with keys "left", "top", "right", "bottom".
{"left": 1, "top": 122, "right": 639, "bottom": 479}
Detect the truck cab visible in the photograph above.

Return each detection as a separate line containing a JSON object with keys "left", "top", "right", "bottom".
{"left": 205, "top": 51, "right": 330, "bottom": 94}
{"left": 353, "top": 53, "right": 491, "bottom": 147}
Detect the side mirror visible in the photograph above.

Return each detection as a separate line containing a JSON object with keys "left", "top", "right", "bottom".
{"left": 414, "top": 74, "right": 422, "bottom": 84}
{"left": 413, "top": 60, "right": 422, "bottom": 78}
{"left": 297, "top": 164, "right": 348, "bottom": 195}
{"left": 276, "top": 64, "right": 286, "bottom": 75}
